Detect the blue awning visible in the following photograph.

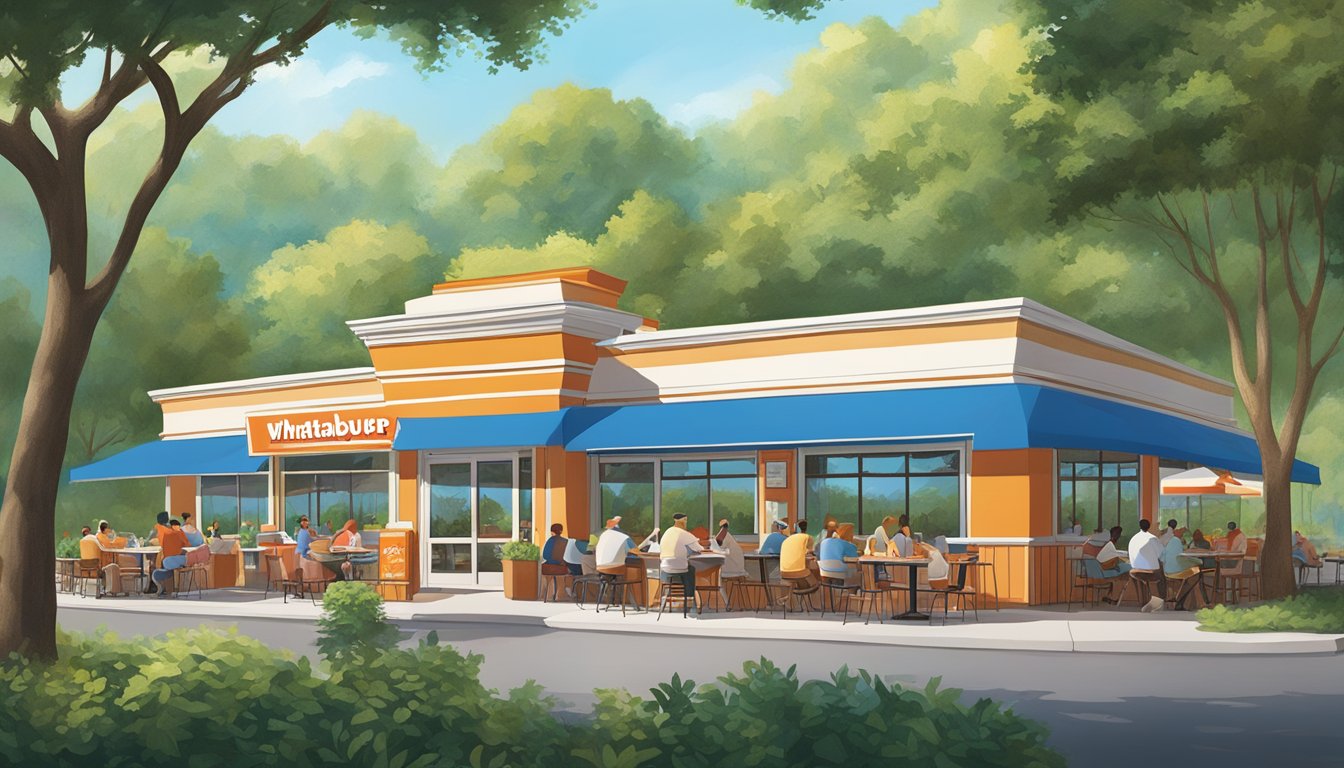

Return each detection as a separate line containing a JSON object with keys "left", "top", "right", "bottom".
{"left": 69, "top": 435, "right": 269, "bottom": 482}
{"left": 563, "top": 384, "right": 1319, "bottom": 484}
{"left": 393, "top": 408, "right": 600, "bottom": 451}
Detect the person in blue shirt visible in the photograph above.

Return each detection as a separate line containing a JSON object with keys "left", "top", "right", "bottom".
{"left": 1161, "top": 530, "right": 1207, "bottom": 609}
{"left": 180, "top": 512, "right": 206, "bottom": 547}
{"left": 758, "top": 519, "right": 789, "bottom": 555}
{"left": 543, "top": 523, "right": 581, "bottom": 576}
{"left": 295, "top": 516, "right": 315, "bottom": 559}
{"left": 818, "top": 523, "right": 860, "bottom": 587}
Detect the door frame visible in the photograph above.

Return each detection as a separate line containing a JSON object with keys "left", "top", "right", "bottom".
{"left": 419, "top": 451, "right": 520, "bottom": 588}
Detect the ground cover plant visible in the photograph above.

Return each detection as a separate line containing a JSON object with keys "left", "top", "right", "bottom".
{"left": 1, "top": 583, "right": 1064, "bottom": 767}
{"left": 1197, "top": 587, "right": 1344, "bottom": 634}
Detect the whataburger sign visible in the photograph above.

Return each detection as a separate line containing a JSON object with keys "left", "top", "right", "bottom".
{"left": 247, "top": 409, "right": 396, "bottom": 455}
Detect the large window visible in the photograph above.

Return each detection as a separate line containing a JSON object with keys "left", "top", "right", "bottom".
{"left": 199, "top": 475, "right": 269, "bottom": 534}
{"left": 597, "top": 456, "right": 758, "bottom": 544}
{"left": 1058, "top": 450, "right": 1139, "bottom": 539}
{"left": 283, "top": 452, "right": 391, "bottom": 530}
{"left": 803, "top": 449, "right": 962, "bottom": 540}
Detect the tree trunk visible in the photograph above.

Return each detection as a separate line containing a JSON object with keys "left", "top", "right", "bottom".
{"left": 1258, "top": 460, "right": 1297, "bottom": 601}
{"left": 0, "top": 276, "right": 101, "bottom": 661}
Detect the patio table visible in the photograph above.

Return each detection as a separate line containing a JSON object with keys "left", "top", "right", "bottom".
{"left": 739, "top": 552, "right": 781, "bottom": 612}
{"left": 1184, "top": 551, "right": 1244, "bottom": 603}
{"left": 848, "top": 555, "right": 931, "bottom": 621}
{"left": 1323, "top": 556, "right": 1344, "bottom": 584}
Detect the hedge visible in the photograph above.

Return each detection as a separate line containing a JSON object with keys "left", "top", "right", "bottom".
{"left": 1197, "top": 586, "right": 1344, "bottom": 634}
{"left": 2, "top": 583, "right": 1064, "bottom": 767}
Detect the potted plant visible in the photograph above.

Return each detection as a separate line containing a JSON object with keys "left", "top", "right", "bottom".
{"left": 238, "top": 520, "right": 258, "bottom": 548}
{"left": 500, "top": 539, "right": 540, "bottom": 601}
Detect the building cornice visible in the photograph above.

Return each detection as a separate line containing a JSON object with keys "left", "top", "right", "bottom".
{"left": 347, "top": 302, "right": 647, "bottom": 348}
{"left": 149, "top": 368, "right": 379, "bottom": 402}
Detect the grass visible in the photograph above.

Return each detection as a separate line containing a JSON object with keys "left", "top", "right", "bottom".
{"left": 1196, "top": 586, "right": 1344, "bottom": 634}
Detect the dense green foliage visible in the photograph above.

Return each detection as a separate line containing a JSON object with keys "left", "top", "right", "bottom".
{"left": 315, "top": 581, "right": 401, "bottom": 665}
{"left": 0, "top": 626, "right": 1064, "bottom": 767}
{"left": 1197, "top": 587, "right": 1344, "bottom": 634}
{"left": 580, "top": 661, "right": 1064, "bottom": 767}
{"left": 500, "top": 539, "right": 541, "bottom": 561}
{"left": 0, "top": 0, "right": 1338, "bottom": 544}
{"left": 53, "top": 536, "right": 79, "bottom": 558}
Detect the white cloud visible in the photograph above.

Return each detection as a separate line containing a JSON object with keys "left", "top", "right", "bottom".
{"left": 254, "top": 54, "right": 391, "bottom": 99}
{"left": 665, "top": 73, "right": 783, "bottom": 129}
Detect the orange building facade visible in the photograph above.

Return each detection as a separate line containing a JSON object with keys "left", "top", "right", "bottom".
{"left": 74, "top": 267, "right": 1318, "bottom": 603}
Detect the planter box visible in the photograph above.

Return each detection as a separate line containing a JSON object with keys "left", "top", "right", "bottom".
{"left": 503, "top": 559, "right": 539, "bottom": 600}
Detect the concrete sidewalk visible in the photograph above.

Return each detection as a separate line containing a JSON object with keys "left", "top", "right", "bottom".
{"left": 57, "top": 590, "right": 1344, "bottom": 656}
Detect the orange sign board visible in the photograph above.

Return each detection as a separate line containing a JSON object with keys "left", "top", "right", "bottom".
{"left": 246, "top": 408, "right": 396, "bottom": 455}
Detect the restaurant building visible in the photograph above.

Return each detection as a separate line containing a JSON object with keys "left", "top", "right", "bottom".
{"left": 73, "top": 267, "right": 1320, "bottom": 603}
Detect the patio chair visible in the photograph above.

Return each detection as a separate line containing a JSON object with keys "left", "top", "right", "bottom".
{"left": 1221, "top": 551, "right": 1261, "bottom": 604}
{"left": 817, "top": 573, "right": 856, "bottom": 618}
{"left": 565, "top": 539, "right": 603, "bottom": 608}
{"left": 173, "top": 545, "right": 212, "bottom": 600}
{"left": 843, "top": 563, "right": 890, "bottom": 626}
{"left": 1080, "top": 557, "right": 1130, "bottom": 607}
{"left": 656, "top": 570, "right": 700, "bottom": 620}
{"left": 1297, "top": 558, "right": 1323, "bottom": 586}
{"left": 928, "top": 556, "right": 979, "bottom": 624}
{"left": 594, "top": 563, "right": 645, "bottom": 617}
{"left": 77, "top": 558, "right": 102, "bottom": 598}
{"left": 263, "top": 552, "right": 317, "bottom": 604}
{"left": 778, "top": 570, "right": 820, "bottom": 618}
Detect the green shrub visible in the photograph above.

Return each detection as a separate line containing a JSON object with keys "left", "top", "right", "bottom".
{"left": 1, "top": 632, "right": 1064, "bottom": 767}
{"left": 316, "top": 581, "right": 400, "bottom": 665}
{"left": 500, "top": 539, "right": 540, "bottom": 561}
{"left": 570, "top": 659, "right": 1064, "bottom": 768}
{"left": 238, "top": 521, "right": 257, "bottom": 548}
{"left": 54, "top": 536, "right": 80, "bottom": 558}
{"left": 1197, "top": 587, "right": 1344, "bottom": 633}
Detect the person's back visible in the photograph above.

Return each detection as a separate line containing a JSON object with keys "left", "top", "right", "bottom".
{"left": 160, "top": 526, "right": 189, "bottom": 559}
{"left": 659, "top": 526, "right": 702, "bottom": 573}
{"left": 542, "top": 533, "right": 567, "bottom": 564}
{"left": 780, "top": 533, "right": 812, "bottom": 576}
{"left": 759, "top": 530, "right": 786, "bottom": 555}
{"left": 596, "top": 528, "right": 633, "bottom": 569}
{"left": 712, "top": 531, "right": 748, "bottom": 578}
{"left": 1161, "top": 536, "right": 1198, "bottom": 575}
{"left": 818, "top": 536, "right": 858, "bottom": 577}
{"left": 891, "top": 531, "right": 913, "bottom": 557}
{"left": 296, "top": 526, "right": 315, "bottom": 558}
{"left": 79, "top": 534, "right": 102, "bottom": 561}
{"left": 870, "top": 524, "right": 891, "bottom": 554}
{"left": 1129, "top": 528, "right": 1162, "bottom": 571}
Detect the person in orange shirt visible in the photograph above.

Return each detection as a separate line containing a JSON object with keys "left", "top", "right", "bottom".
{"left": 147, "top": 511, "right": 171, "bottom": 545}
{"left": 150, "top": 519, "right": 190, "bottom": 597}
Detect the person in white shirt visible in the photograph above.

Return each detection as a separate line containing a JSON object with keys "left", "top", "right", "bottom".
{"left": 1127, "top": 519, "right": 1167, "bottom": 612}
{"left": 711, "top": 519, "right": 748, "bottom": 579}
{"left": 595, "top": 516, "right": 658, "bottom": 572}
{"left": 658, "top": 513, "right": 705, "bottom": 612}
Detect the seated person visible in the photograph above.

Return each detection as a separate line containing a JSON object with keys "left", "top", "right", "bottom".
{"left": 918, "top": 540, "right": 951, "bottom": 590}
{"left": 1094, "top": 526, "right": 1131, "bottom": 603}
{"left": 295, "top": 516, "right": 316, "bottom": 558}
{"left": 1082, "top": 528, "right": 1110, "bottom": 558}
{"left": 1188, "top": 529, "right": 1212, "bottom": 550}
{"left": 1158, "top": 519, "right": 1180, "bottom": 546}
{"left": 206, "top": 520, "right": 223, "bottom": 540}
{"left": 818, "top": 523, "right": 860, "bottom": 587}
{"left": 711, "top": 519, "right": 749, "bottom": 580}
{"left": 595, "top": 517, "right": 657, "bottom": 572}
{"left": 543, "top": 523, "right": 582, "bottom": 576}
{"left": 180, "top": 512, "right": 206, "bottom": 547}
{"left": 148, "top": 511, "right": 171, "bottom": 545}
{"left": 1223, "top": 521, "right": 1247, "bottom": 553}
{"left": 1293, "top": 530, "right": 1323, "bottom": 567}
{"left": 333, "top": 519, "right": 379, "bottom": 579}
{"left": 758, "top": 519, "right": 789, "bottom": 555}
{"left": 151, "top": 519, "right": 190, "bottom": 597}
{"left": 658, "top": 513, "right": 705, "bottom": 606}
{"left": 1160, "top": 531, "right": 1207, "bottom": 609}
{"left": 779, "top": 531, "right": 818, "bottom": 594}
{"left": 96, "top": 520, "right": 118, "bottom": 547}
{"left": 1128, "top": 519, "right": 1167, "bottom": 612}
{"left": 869, "top": 516, "right": 895, "bottom": 555}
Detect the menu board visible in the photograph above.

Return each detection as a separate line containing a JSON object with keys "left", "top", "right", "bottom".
{"left": 377, "top": 530, "right": 415, "bottom": 600}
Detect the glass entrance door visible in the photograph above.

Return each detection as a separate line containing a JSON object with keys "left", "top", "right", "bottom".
{"left": 423, "top": 455, "right": 517, "bottom": 587}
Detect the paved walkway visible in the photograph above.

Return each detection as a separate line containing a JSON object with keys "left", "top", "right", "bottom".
{"left": 56, "top": 589, "right": 1344, "bottom": 656}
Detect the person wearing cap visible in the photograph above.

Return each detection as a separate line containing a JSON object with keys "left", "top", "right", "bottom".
{"left": 759, "top": 519, "right": 789, "bottom": 555}
{"left": 659, "top": 513, "right": 706, "bottom": 612}
{"left": 595, "top": 516, "right": 659, "bottom": 571}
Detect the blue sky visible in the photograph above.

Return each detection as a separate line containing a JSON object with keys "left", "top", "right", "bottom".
{"left": 150, "top": 0, "right": 932, "bottom": 159}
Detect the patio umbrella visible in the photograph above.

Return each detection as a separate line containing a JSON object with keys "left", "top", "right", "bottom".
{"left": 1160, "top": 466, "right": 1262, "bottom": 497}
